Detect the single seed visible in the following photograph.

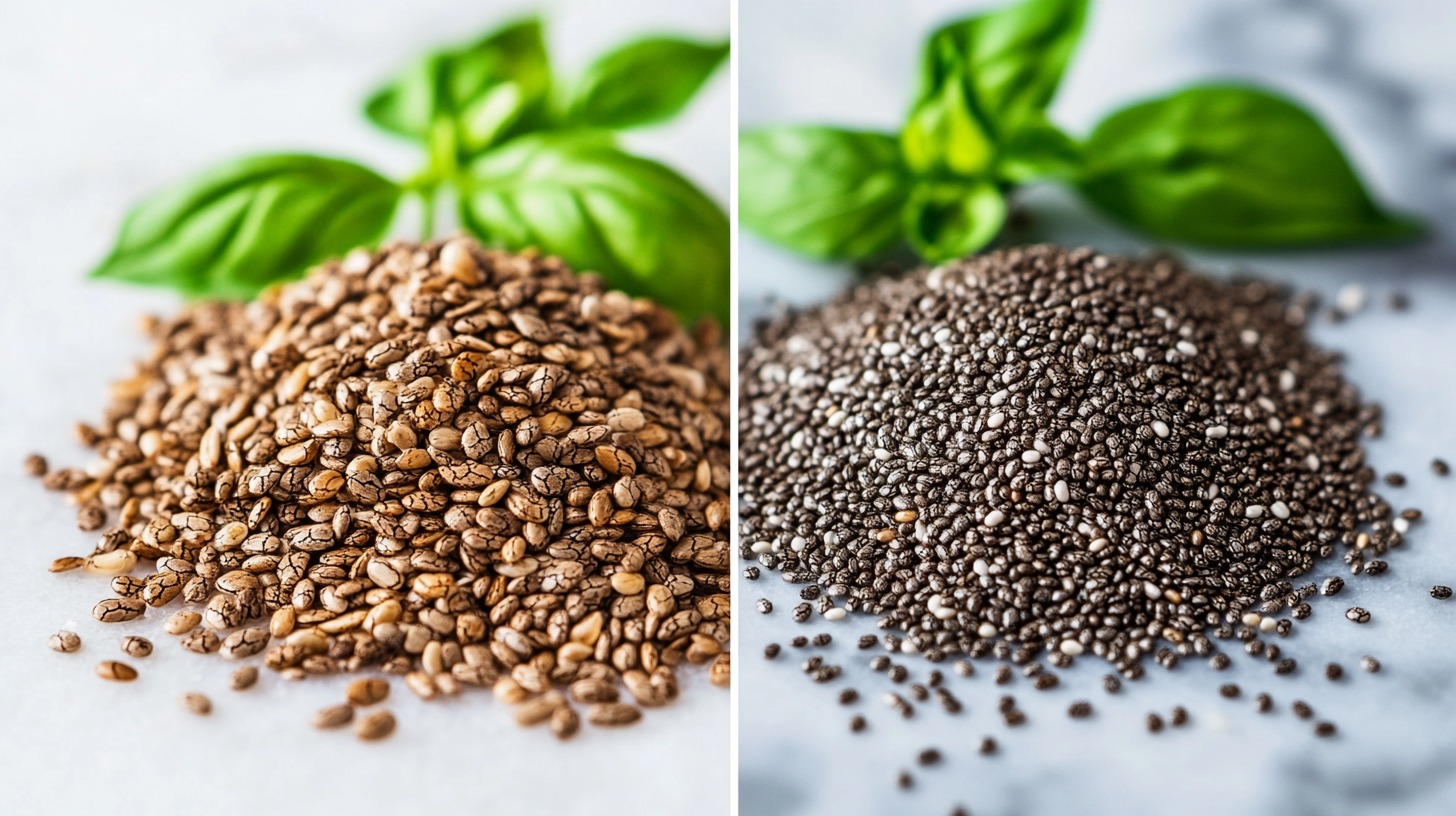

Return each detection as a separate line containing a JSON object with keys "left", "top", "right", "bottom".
{"left": 231, "top": 665, "right": 259, "bottom": 691}
{"left": 355, "top": 709, "right": 396, "bottom": 740}
{"left": 1431, "top": 586, "right": 1453, "bottom": 601}
{"left": 96, "top": 660, "right": 137, "bottom": 681}
{"left": 917, "top": 748, "right": 942, "bottom": 766}
{"left": 1433, "top": 458, "right": 1450, "bottom": 477}
{"left": 164, "top": 611, "right": 201, "bottom": 635}
{"left": 978, "top": 737, "right": 997, "bottom": 755}
{"left": 313, "top": 704, "right": 354, "bottom": 729}
{"left": 1255, "top": 693, "right": 1273, "bottom": 713}
{"left": 1171, "top": 706, "right": 1189, "bottom": 726}
{"left": 49, "top": 556, "right": 85, "bottom": 573}
{"left": 763, "top": 643, "right": 781, "bottom": 660}
{"left": 1360, "top": 656, "right": 1381, "bottom": 673}
{"left": 346, "top": 677, "right": 390, "bottom": 706}
{"left": 1068, "top": 701, "right": 1093, "bottom": 719}
{"left": 1219, "top": 684, "right": 1240, "bottom": 699}
{"left": 49, "top": 630, "right": 81, "bottom": 653}
{"left": 1292, "top": 700, "right": 1314, "bottom": 719}
{"left": 180, "top": 692, "right": 212, "bottom": 716}
{"left": 119, "top": 636, "right": 152, "bottom": 658}
{"left": 1146, "top": 713, "right": 1164, "bottom": 733}
{"left": 1314, "top": 721, "right": 1337, "bottom": 738}
{"left": 850, "top": 715, "right": 867, "bottom": 733}
{"left": 1345, "top": 607, "right": 1371, "bottom": 624}
{"left": 1326, "top": 663, "right": 1344, "bottom": 681}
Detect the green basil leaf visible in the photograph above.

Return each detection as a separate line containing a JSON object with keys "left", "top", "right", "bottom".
{"left": 91, "top": 155, "right": 400, "bottom": 299}
{"left": 919, "top": 0, "right": 1087, "bottom": 136}
{"left": 997, "top": 115, "right": 1082, "bottom": 183}
{"left": 902, "top": 178, "right": 1007, "bottom": 262}
{"left": 901, "top": 58, "right": 996, "bottom": 177}
{"left": 459, "top": 135, "right": 728, "bottom": 326}
{"left": 741, "top": 127, "right": 910, "bottom": 260}
{"left": 567, "top": 36, "right": 729, "bottom": 130}
{"left": 1079, "top": 84, "right": 1425, "bottom": 246}
{"left": 364, "top": 17, "right": 551, "bottom": 158}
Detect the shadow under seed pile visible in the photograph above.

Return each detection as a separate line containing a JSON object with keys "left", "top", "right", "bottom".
{"left": 37, "top": 237, "right": 731, "bottom": 734}
{"left": 740, "top": 246, "right": 1392, "bottom": 672}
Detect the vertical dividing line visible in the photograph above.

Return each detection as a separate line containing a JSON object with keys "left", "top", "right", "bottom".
{"left": 727, "top": 0, "right": 741, "bottom": 813}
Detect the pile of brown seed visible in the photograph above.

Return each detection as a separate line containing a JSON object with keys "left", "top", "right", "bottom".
{"left": 740, "top": 246, "right": 1393, "bottom": 675}
{"left": 36, "top": 236, "right": 731, "bottom": 735}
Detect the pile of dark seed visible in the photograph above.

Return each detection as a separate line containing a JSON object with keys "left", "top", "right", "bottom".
{"left": 740, "top": 246, "right": 1395, "bottom": 674}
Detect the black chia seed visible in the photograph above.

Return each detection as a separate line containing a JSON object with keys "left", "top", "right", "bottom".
{"left": 740, "top": 246, "right": 1393, "bottom": 668}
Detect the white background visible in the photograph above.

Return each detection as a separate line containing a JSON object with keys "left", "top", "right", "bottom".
{"left": 739, "top": 1, "right": 1456, "bottom": 815}
{"left": 0, "top": 2, "right": 728, "bottom": 815}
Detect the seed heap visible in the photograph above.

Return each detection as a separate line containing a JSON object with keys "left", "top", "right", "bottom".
{"left": 740, "top": 246, "right": 1391, "bottom": 672}
{"left": 36, "top": 237, "right": 730, "bottom": 735}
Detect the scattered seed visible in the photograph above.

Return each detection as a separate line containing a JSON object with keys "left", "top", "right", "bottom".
{"left": 1146, "top": 713, "right": 1164, "bottom": 733}
{"left": 1321, "top": 577, "right": 1345, "bottom": 597}
{"left": 23, "top": 453, "right": 49, "bottom": 476}
{"left": 1171, "top": 706, "right": 1189, "bottom": 727}
{"left": 1431, "top": 586, "right": 1452, "bottom": 601}
{"left": 897, "top": 770, "right": 914, "bottom": 790}
{"left": 1360, "top": 656, "right": 1381, "bottom": 673}
{"left": 313, "top": 704, "right": 354, "bottom": 729}
{"left": 917, "top": 748, "right": 942, "bottom": 766}
{"left": 1102, "top": 674, "right": 1122, "bottom": 694}
{"left": 1314, "top": 721, "right": 1338, "bottom": 738}
{"left": 346, "top": 677, "right": 390, "bottom": 707}
{"left": 1068, "top": 701, "right": 1093, "bottom": 719}
{"left": 839, "top": 689, "right": 859, "bottom": 705}
{"left": 120, "top": 636, "right": 152, "bottom": 658}
{"left": 1255, "top": 693, "right": 1273, "bottom": 713}
{"left": 231, "top": 665, "right": 259, "bottom": 691}
{"left": 48, "top": 556, "right": 85, "bottom": 573}
{"left": 355, "top": 709, "right": 396, "bottom": 740}
{"left": 1219, "top": 684, "right": 1240, "bottom": 699}
{"left": 756, "top": 599, "right": 773, "bottom": 614}
{"left": 96, "top": 660, "right": 137, "bottom": 682}
{"left": 49, "top": 630, "right": 81, "bottom": 653}
{"left": 850, "top": 715, "right": 867, "bottom": 733}
{"left": 181, "top": 692, "right": 212, "bottom": 716}
{"left": 763, "top": 643, "right": 781, "bottom": 660}
{"left": 1346, "top": 607, "right": 1371, "bottom": 624}
{"left": 1326, "top": 663, "right": 1344, "bottom": 681}
{"left": 587, "top": 703, "right": 642, "bottom": 727}
{"left": 1433, "top": 458, "right": 1450, "bottom": 477}
{"left": 1292, "top": 700, "right": 1314, "bottom": 720}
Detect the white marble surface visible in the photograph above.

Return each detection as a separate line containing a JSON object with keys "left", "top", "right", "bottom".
{"left": 0, "top": 2, "right": 728, "bottom": 814}
{"left": 739, "top": 1, "right": 1456, "bottom": 814}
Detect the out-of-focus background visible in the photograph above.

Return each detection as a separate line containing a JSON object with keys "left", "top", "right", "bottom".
{"left": 740, "top": 1, "right": 1456, "bottom": 815}
{"left": 0, "top": 2, "right": 727, "bottom": 815}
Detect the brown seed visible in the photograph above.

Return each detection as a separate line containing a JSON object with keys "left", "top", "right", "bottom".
{"left": 23, "top": 453, "right": 48, "bottom": 476}
{"left": 120, "top": 636, "right": 153, "bottom": 658}
{"left": 48, "top": 630, "right": 81, "bottom": 653}
{"left": 181, "top": 692, "right": 212, "bottom": 715}
{"left": 48, "top": 556, "right": 85, "bottom": 573}
{"left": 550, "top": 705, "right": 581, "bottom": 740}
{"left": 356, "top": 709, "right": 397, "bottom": 741}
{"left": 586, "top": 702, "right": 642, "bottom": 727}
{"left": 164, "top": 610, "right": 202, "bottom": 636}
{"left": 92, "top": 597, "right": 145, "bottom": 623}
{"left": 514, "top": 694, "right": 563, "bottom": 727}
{"left": 313, "top": 704, "right": 355, "bottom": 729}
{"left": 345, "top": 677, "right": 390, "bottom": 706}
{"left": 230, "top": 665, "right": 259, "bottom": 691}
{"left": 709, "top": 652, "right": 731, "bottom": 687}
{"left": 96, "top": 660, "right": 137, "bottom": 681}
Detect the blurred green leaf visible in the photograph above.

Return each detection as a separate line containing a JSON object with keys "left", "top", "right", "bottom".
{"left": 902, "top": 178, "right": 1007, "bottom": 261}
{"left": 567, "top": 36, "right": 729, "bottom": 130}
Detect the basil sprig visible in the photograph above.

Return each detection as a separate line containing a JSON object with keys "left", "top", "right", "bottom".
{"left": 92, "top": 16, "right": 730, "bottom": 326}
{"left": 740, "top": 0, "right": 1422, "bottom": 265}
